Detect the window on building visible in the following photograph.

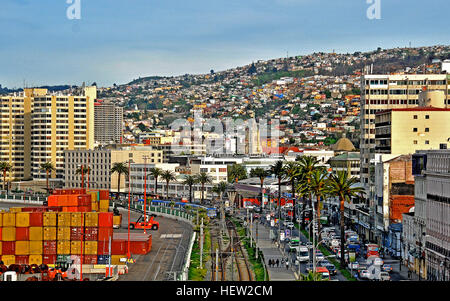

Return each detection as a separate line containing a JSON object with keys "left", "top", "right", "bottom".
{"left": 413, "top": 128, "right": 418, "bottom": 132}
{"left": 425, "top": 128, "right": 429, "bottom": 132}
{"left": 425, "top": 115, "right": 430, "bottom": 119}
{"left": 425, "top": 140, "right": 429, "bottom": 145}
{"left": 413, "top": 115, "right": 418, "bottom": 119}
{"left": 413, "top": 140, "right": 418, "bottom": 145}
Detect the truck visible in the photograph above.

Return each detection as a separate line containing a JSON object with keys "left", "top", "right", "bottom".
{"left": 129, "top": 214, "right": 159, "bottom": 230}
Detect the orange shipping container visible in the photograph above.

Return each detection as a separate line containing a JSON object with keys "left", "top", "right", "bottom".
{"left": 57, "top": 195, "right": 69, "bottom": 206}
{"left": 29, "top": 241, "right": 43, "bottom": 255}
{"left": 0, "top": 241, "right": 2, "bottom": 255}
{"left": 29, "top": 212, "right": 43, "bottom": 227}
{"left": 99, "top": 199, "right": 109, "bottom": 209}
{"left": 47, "top": 195, "right": 59, "bottom": 207}
{"left": 15, "top": 241, "right": 30, "bottom": 255}
{"left": 29, "top": 227, "right": 43, "bottom": 241}
{"left": 2, "top": 227, "right": 16, "bottom": 241}
{"left": 43, "top": 227, "right": 57, "bottom": 241}
{"left": 3, "top": 213, "right": 16, "bottom": 227}
{"left": 91, "top": 202, "right": 98, "bottom": 212}
{"left": 0, "top": 212, "right": 3, "bottom": 226}
{"left": 43, "top": 212, "right": 57, "bottom": 226}
{"left": 57, "top": 241, "right": 71, "bottom": 255}
{"left": 67, "top": 195, "right": 80, "bottom": 207}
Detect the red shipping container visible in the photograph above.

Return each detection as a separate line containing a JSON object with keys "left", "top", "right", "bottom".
{"left": 29, "top": 212, "right": 43, "bottom": 227}
{"left": 98, "top": 227, "right": 113, "bottom": 242}
{"left": 0, "top": 228, "right": 2, "bottom": 241}
{"left": 16, "top": 227, "right": 30, "bottom": 241}
{"left": 99, "top": 190, "right": 109, "bottom": 200}
{"left": 98, "top": 212, "right": 113, "bottom": 227}
{"left": 79, "top": 205, "right": 91, "bottom": 212}
{"left": 111, "top": 240, "right": 126, "bottom": 255}
{"left": 130, "top": 240, "right": 151, "bottom": 255}
{"left": 43, "top": 241, "right": 57, "bottom": 255}
{"left": 97, "top": 240, "right": 109, "bottom": 255}
{"left": 15, "top": 255, "right": 29, "bottom": 265}
{"left": 83, "top": 255, "right": 98, "bottom": 264}
{"left": 70, "top": 227, "right": 83, "bottom": 241}
{"left": 62, "top": 189, "right": 72, "bottom": 195}
{"left": 52, "top": 189, "right": 63, "bottom": 195}
{"left": 84, "top": 227, "right": 98, "bottom": 241}
{"left": 77, "top": 194, "right": 91, "bottom": 206}
{"left": 43, "top": 254, "right": 57, "bottom": 265}
{"left": 2, "top": 241, "right": 15, "bottom": 255}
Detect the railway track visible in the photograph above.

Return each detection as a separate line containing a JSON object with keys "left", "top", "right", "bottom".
{"left": 226, "top": 218, "right": 253, "bottom": 281}
{"left": 210, "top": 219, "right": 225, "bottom": 281}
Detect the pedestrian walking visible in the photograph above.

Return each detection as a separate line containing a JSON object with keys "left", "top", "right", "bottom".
{"left": 276, "top": 259, "right": 280, "bottom": 268}
{"left": 286, "top": 260, "right": 289, "bottom": 270}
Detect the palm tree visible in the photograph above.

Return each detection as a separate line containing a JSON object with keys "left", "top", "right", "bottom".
{"left": 182, "top": 175, "right": 198, "bottom": 203}
{"left": 308, "top": 168, "right": 330, "bottom": 235}
{"left": 297, "top": 156, "right": 321, "bottom": 236}
{"left": 282, "top": 161, "right": 302, "bottom": 221}
{"left": 212, "top": 181, "right": 228, "bottom": 204}
{"left": 227, "top": 163, "right": 247, "bottom": 183}
{"left": 328, "top": 170, "right": 364, "bottom": 267}
{"left": 75, "top": 166, "right": 91, "bottom": 189}
{"left": 195, "top": 172, "right": 212, "bottom": 205}
{"left": 250, "top": 167, "right": 269, "bottom": 207}
{"left": 0, "top": 162, "right": 12, "bottom": 194}
{"left": 111, "top": 162, "right": 129, "bottom": 199}
{"left": 40, "top": 162, "right": 55, "bottom": 194}
{"left": 161, "top": 170, "right": 176, "bottom": 199}
{"left": 148, "top": 167, "right": 163, "bottom": 197}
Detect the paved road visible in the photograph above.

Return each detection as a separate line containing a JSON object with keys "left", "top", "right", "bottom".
{"left": 116, "top": 207, "right": 193, "bottom": 281}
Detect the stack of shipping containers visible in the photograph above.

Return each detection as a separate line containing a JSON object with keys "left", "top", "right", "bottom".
{"left": 0, "top": 188, "right": 150, "bottom": 267}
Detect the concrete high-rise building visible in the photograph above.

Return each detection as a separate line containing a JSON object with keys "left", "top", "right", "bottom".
{"left": 0, "top": 87, "right": 96, "bottom": 183}
{"left": 94, "top": 101, "right": 123, "bottom": 145}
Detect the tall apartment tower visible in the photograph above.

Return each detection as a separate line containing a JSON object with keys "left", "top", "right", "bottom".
{"left": 360, "top": 74, "right": 450, "bottom": 192}
{"left": 94, "top": 101, "right": 123, "bottom": 145}
{"left": 0, "top": 87, "right": 95, "bottom": 182}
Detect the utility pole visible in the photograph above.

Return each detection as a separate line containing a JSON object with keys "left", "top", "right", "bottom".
{"left": 200, "top": 218, "right": 204, "bottom": 269}
{"left": 250, "top": 212, "right": 253, "bottom": 248}
{"left": 231, "top": 230, "right": 234, "bottom": 281}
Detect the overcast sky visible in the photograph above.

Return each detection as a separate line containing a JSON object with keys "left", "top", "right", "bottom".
{"left": 1, "top": 0, "right": 449, "bottom": 88}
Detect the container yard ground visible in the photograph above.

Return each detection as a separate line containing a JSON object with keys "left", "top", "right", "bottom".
{"left": 115, "top": 207, "right": 193, "bottom": 281}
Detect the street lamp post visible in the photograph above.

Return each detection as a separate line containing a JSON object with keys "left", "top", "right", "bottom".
{"left": 143, "top": 155, "right": 149, "bottom": 234}
{"left": 127, "top": 159, "right": 133, "bottom": 259}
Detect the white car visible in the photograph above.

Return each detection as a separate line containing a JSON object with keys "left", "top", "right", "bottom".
{"left": 380, "top": 272, "right": 391, "bottom": 281}
{"left": 314, "top": 251, "right": 325, "bottom": 262}
{"left": 285, "top": 222, "right": 295, "bottom": 228}
{"left": 359, "top": 269, "right": 370, "bottom": 279}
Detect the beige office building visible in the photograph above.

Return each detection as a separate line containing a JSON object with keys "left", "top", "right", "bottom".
{"left": 64, "top": 146, "right": 163, "bottom": 192}
{"left": 0, "top": 87, "right": 95, "bottom": 182}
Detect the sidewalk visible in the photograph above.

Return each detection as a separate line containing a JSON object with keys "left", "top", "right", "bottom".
{"left": 253, "top": 221, "right": 297, "bottom": 281}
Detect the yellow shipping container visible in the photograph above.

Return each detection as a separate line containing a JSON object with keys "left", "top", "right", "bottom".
{"left": 29, "top": 255, "right": 42, "bottom": 265}
{"left": 57, "top": 241, "right": 71, "bottom": 255}
{"left": 71, "top": 212, "right": 83, "bottom": 227}
{"left": 99, "top": 199, "right": 109, "bottom": 209}
{"left": 29, "top": 241, "right": 43, "bottom": 255}
{"left": 29, "top": 227, "right": 43, "bottom": 241}
{"left": 57, "top": 227, "right": 71, "bottom": 241}
{"left": 15, "top": 241, "right": 30, "bottom": 255}
{"left": 84, "top": 241, "right": 98, "bottom": 255}
{"left": 70, "top": 241, "right": 83, "bottom": 255}
{"left": 43, "top": 227, "right": 57, "bottom": 241}
{"left": 10, "top": 207, "right": 22, "bottom": 213}
{"left": 57, "top": 212, "right": 72, "bottom": 227}
{"left": 88, "top": 192, "right": 98, "bottom": 202}
{"left": 111, "top": 255, "right": 126, "bottom": 265}
{"left": 15, "top": 212, "right": 30, "bottom": 227}
{"left": 2, "top": 255, "right": 15, "bottom": 266}
{"left": 2, "top": 227, "right": 16, "bottom": 241}
{"left": 3, "top": 213, "right": 16, "bottom": 227}
{"left": 113, "top": 215, "right": 122, "bottom": 228}
{"left": 0, "top": 212, "right": 3, "bottom": 226}
{"left": 0, "top": 241, "right": 2, "bottom": 255}
{"left": 91, "top": 202, "right": 98, "bottom": 212}
{"left": 85, "top": 212, "right": 98, "bottom": 227}
{"left": 43, "top": 212, "right": 57, "bottom": 226}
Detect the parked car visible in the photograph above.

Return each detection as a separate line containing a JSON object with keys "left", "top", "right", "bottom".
{"left": 380, "top": 271, "right": 391, "bottom": 281}
{"left": 382, "top": 264, "right": 393, "bottom": 273}
{"left": 359, "top": 269, "right": 370, "bottom": 279}
{"left": 285, "top": 222, "right": 295, "bottom": 228}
